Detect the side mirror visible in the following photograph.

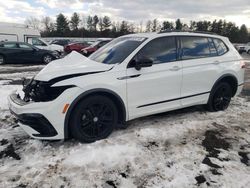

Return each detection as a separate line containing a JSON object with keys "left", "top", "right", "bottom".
{"left": 135, "top": 58, "right": 153, "bottom": 71}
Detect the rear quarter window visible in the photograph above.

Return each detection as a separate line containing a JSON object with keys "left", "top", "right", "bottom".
{"left": 213, "top": 38, "right": 228, "bottom": 55}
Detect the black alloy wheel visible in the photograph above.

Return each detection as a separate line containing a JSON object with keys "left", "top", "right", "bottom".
{"left": 207, "top": 82, "right": 232, "bottom": 111}
{"left": 70, "top": 95, "right": 118, "bottom": 143}
{"left": 43, "top": 54, "right": 53, "bottom": 64}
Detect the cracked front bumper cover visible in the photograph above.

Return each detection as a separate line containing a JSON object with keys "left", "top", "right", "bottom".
{"left": 9, "top": 94, "right": 58, "bottom": 137}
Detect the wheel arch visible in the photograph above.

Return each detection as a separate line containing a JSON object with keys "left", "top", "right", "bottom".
{"left": 211, "top": 74, "right": 238, "bottom": 97}
{"left": 64, "top": 88, "right": 127, "bottom": 139}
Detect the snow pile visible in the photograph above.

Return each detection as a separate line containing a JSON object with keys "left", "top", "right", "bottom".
{"left": 0, "top": 64, "right": 250, "bottom": 187}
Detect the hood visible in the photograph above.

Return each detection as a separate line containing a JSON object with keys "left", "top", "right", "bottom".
{"left": 49, "top": 44, "right": 64, "bottom": 51}
{"left": 35, "top": 51, "right": 113, "bottom": 82}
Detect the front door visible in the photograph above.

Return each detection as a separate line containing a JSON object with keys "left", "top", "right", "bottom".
{"left": 126, "top": 36, "right": 182, "bottom": 120}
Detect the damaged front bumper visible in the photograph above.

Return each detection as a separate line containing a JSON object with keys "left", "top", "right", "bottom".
{"left": 8, "top": 85, "right": 82, "bottom": 140}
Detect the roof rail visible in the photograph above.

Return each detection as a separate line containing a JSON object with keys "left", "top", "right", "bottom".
{"left": 158, "top": 29, "right": 218, "bottom": 35}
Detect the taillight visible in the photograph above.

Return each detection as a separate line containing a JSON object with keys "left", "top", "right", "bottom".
{"left": 240, "top": 60, "right": 246, "bottom": 69}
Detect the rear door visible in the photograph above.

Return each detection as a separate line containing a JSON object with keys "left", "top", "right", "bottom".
{"left": 1, "top": 43, "right": 20, "bottom": 63}
{"left": 179, "top": 36, "right": 220, "bottom": 106}
{"left": 126, "top": 36, "right": 182, "bottom": 119}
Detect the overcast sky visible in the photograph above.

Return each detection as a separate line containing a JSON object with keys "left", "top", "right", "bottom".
{"left": 0, "top": 0, "right": 250, "bottom": 27}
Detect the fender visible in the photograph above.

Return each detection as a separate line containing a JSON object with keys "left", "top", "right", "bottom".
{"left": 211, "top": 73, "right": 238, "bottom": 96}
{"left": 64, "top": 88, "right": 127, "bottom": 139}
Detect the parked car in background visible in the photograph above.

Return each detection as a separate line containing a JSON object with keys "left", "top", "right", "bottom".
{"left": 0, "top": 42, "right": 58, "bottom": 64}
{"left": 235, "top": 42, "right": 250, "bottom": 54}
{"left": 8, "top": 32, "right": 245, "bottom": 142}
{"left": 27, "top": 38, "right": 64, "bottom": 55}
{"left": 64, "top": 42, "right": 90, "bottom": 53}
{"left": 50, "top": 39, "right": 71, "bottom": 46}
{"left": 81, "top": 39, "right": 112, "bottom": 56}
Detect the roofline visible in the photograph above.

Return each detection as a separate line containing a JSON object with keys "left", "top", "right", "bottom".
{"left": 158, "top": 29, "right": 218, "bottom": 36}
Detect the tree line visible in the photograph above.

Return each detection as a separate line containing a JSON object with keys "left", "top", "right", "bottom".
{"left": 25, "top": 13, "right": 250, "bottom": 43}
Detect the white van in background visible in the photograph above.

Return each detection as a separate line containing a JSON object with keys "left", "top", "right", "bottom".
{"left": 0, "top": 22, "right": 63, "bottom": 54}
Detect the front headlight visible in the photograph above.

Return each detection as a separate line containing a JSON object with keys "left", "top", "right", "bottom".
{"left": 23, "top": 79, "right": 74, "bottom": 102}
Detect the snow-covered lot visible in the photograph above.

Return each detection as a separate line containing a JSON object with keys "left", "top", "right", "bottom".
{"left": 0, "top": 58, "right": 250, "bottom": 188}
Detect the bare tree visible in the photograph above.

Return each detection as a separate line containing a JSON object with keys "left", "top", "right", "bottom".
{"left": 41, "top": 16, "right": 54, "bottom": 32}
{"left": 25, "top": 17, "right": 41, "bottom": 30}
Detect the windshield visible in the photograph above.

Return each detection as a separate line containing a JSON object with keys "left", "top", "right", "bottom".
{"left": 89, "top": 37, "right": 146, "bottom": 64}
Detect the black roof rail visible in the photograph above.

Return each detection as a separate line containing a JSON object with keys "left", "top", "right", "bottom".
{"left": 158, "top": 29, "right": 218, "bottom": 35}
{"left": 158, "top": 29, "right": 183, "bottom": 33}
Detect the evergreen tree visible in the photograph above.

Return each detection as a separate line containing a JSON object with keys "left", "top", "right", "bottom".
{"left": 103, "top": 16, "right": 111, "bottom": 30}
{"left": 120, "top": 21, "right": 129, "bottom": 35}
{"left": 87, "top": 16, "right": 93, "bottom": 31}
{"left": 189, "top": 21, "right": 196, "bottom": 30}
{"left": 211, "top": 19, "right": 223, "bottom": 34}
{"left": 196, "top": 21, "right": 211, "bottom": 31}
{"left": 70, "top": 12, "right": 80, "bottom": 30}
{"left": 162, "top": 21, "right": 174, "bottom": 30}
{"left": 93, "top": 15, "right": 99, "bottom": 31}
{"left": 175, "top": 19, "right": 183, "bottom": 30}
{"left": 56, "top": 13, "right": 70, "bottom": 36}
{"left": 239, "top": 24, "right": 249, "bottom": 43}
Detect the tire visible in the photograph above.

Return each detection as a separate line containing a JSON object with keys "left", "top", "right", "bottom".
{"left": 207, "top": 82, "right": 232, "bottom": 112}
{"left": 69, "top": 95, "right": 118, "bottom": 143}
{"left": 42, "top": 54, "right": 53, "bottom": 64}
{"left": 247, "top": 50, "right": 250, "bottom": 55}
{"left": 0, "top": 55, "right": 5, "bottom": 65}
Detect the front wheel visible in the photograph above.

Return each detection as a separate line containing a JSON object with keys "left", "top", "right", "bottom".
{"left": 69, "top": 95, "right": 118, "bottom": 143}
{"left": 42, "top": 54, "right": 53, "bottom": 64}
{"left": 207, "top": 82, "right": 232, "bottom": 112}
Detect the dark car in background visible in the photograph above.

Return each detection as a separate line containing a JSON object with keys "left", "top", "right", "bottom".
{"left": 50, "top": 39, "right": 71, "bottom": 46}
{"left": 64, "top": 42, "right": 90, "bottom": 53}
{"left": 0, "top": 42, "right": 58, "bottom": 65}
{"left": 81, "top": 39, "right": 112, "bottom": 56}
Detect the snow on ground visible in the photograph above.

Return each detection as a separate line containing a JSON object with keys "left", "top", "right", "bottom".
{"left": 0, "top": 64, "right": 250, "bottom": 188}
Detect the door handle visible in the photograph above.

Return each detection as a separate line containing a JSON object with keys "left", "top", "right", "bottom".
{"left": 170, "top": 66, "right": 181, "bottom": 71}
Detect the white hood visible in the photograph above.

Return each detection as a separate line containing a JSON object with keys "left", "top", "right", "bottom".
{"left": 49, "top": 44, "right": 64, "bottom": 51}
{"left": 35, "top": 51, "right": 113, "bottom": 82}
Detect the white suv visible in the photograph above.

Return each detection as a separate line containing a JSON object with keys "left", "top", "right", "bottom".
{"left": 8, "top": 31, "right": 245, "bottom": 142}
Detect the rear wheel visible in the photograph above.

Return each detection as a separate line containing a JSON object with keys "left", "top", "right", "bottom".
{"left": 0, "top": 55, "right": 5, "bottom": 65}
{"left": 42, "top": 54, "right": 53, "bottom": 64}
{"left": 70, "top": 95, "right": 118, "bottom": 143}
{"left": 207, "top": 82, "right": 232, "bottom": 111}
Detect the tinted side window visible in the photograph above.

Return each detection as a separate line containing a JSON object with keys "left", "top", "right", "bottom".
{"left": 19, "top": 44, "right": 32, "bottom": 49}
{"left": 213, "top": 38, "right": 228, "bottom": 55}
{"left": 135, "top": 37, "right": 177, "bottom": 64}
{"left": 4, "top": 43, "right": 17, "bottom": 48}
{"left": 181, "top": 37, "right": 210, "bottom": 59}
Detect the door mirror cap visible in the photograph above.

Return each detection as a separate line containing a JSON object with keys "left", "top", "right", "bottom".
{"left": 135, "top": 58, "right": 153, "bottom": 71}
